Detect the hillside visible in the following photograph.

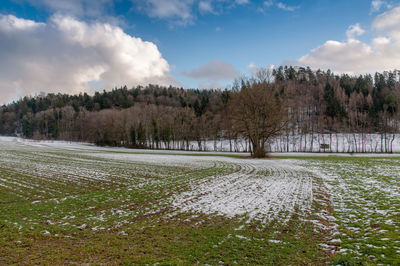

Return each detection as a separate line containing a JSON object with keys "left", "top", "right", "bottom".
{"left": 1, "top": 67, "right": 399, "bottom": 153}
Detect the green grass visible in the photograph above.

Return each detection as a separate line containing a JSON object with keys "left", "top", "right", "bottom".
{"left": 294, "top": 156, "right": 400, "bottom": 265}
{"left": 1, "top": 212, "right": 330, "bottom": 265}
{"left": 0, "top": 141, "right": 399, "bottom": 264}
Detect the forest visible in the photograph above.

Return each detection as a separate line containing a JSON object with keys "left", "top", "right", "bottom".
{"left": 1, "top": 66, "right": 399, "bottom": 156}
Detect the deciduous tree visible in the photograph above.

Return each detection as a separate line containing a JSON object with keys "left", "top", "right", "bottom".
{"left": 229, "top": 71, "right": 287, "bottom": 157}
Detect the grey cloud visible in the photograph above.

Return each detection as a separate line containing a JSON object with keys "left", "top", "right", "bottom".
{"left": 182, "top": 60, "right": 241, "bottom": 81}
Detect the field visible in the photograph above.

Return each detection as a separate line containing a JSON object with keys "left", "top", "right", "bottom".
{"left": 0, "top": 137, "right": 399, "bottom": 264}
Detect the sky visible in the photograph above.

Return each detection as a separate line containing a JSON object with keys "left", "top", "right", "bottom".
{"left": 1, "top": 0, "right": 400, "bottom": 104}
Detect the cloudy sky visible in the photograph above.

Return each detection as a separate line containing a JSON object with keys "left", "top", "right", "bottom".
{"left": 1, "top": 0, "right": 400, "bottom": 103}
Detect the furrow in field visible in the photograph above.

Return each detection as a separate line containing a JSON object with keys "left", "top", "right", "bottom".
{"left": 0, "top": 138, "right": 320, "bottom": 236}
{"left": 172, "top": 159, "right": 315, "bottom": 224}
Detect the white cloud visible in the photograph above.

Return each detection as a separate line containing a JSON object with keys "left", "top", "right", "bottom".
{"left": 132, "top": 0, "right": 251, "bottom": 26}
{"left": 0, "top": 15, "right": 44, "bottom": 31}
{"left": 199, "top": 1, "right": 215, "bottom": 14}
{"left": 371, "top": 0, "right": 392, "bottom": 12}
{"left": 372, "top": 36, "right": 391, "bottom": 46}
{"left": 346, "top": 23, "right": 365, "bottom": 40}
{"left": 132, "top": 0, "right": 195, "bottom": 26}
{"left": 182, "top": 60, "right": 240, "bottom": 81}
{"left": 297, "top": 5, "right": 400, "bottom": 75}
{"left": 263, "top": 1, "right": 274, "bottom": 7}
{"left": 17, "top": 0, "right": 114, "bottom": 17}
{"left": 276, "top": 2, "right": 299, "bottom": 11}
{"left": 0, "top": 14, "right": 177, "bottom": 104}
{"left": 372, "top": 0, "right": 385, "bottom": 12}
{"left": 17, "top": 0, "right": 250, "bottom": 24}
{"left": 260, "top": 1, "right": 299, "bottom": 12}
{"left": 373, "top": 4, "right": 400, "bottom": 39}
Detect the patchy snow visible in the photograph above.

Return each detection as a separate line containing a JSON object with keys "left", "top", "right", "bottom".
{"left": 302, "top": 158, "right": 400, "bottom": 258}
{"left": 0, "top": 136, "right": 318, "bottom": 226}
{"left": 0, "top": 136, "right": 398, "bottom": 262}
{"left": 268, "top": 239, "right": 285, "bottom": 244}
{"left": 171, "top": 158, "right": 314, "bottom": 224}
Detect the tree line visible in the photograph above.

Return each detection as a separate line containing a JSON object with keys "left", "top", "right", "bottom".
{"left": 1, "top": 66, "right": 399, "bottom": 157}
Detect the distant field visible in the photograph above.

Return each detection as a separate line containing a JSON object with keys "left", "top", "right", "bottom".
{"left": 0, "top": 137, "right": 399, "bottom": 264}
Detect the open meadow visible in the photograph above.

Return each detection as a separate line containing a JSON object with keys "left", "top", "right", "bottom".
{"left": 0, "top": 137, "right": 399, "bottom": 264}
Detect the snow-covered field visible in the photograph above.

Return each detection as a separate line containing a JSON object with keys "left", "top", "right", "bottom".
{"left": 0, "top": 136, "right": 398, "bottom": 264}
{"left": 171, "top": 159, "right": 314, "bottom": 224}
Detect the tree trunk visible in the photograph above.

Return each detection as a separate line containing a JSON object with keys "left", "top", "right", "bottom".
{"left": 390, "top": 134, "right": 395, "bottom": 153}
{"left": 251, "top": 138, "right": 266, "bottom": 158}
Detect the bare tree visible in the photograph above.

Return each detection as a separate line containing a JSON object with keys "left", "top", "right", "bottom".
{"left": 229, "top": 71, "right": 287, "bottom": 157}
